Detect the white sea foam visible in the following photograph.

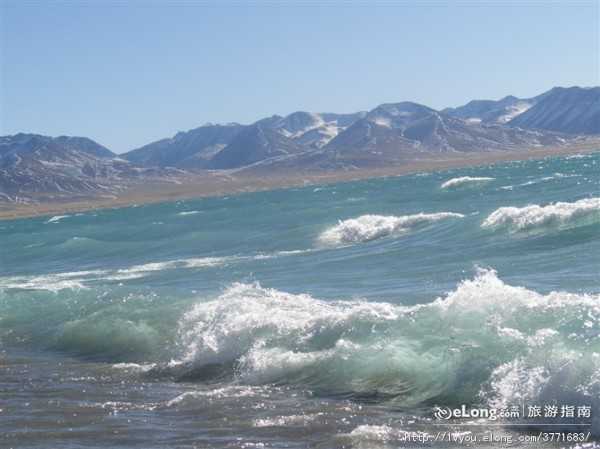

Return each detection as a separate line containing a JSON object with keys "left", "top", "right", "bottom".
{"left": 0, "top": 259, "right": 231, "bottom": 291}
{"left": 10, "top": 266, "right": 599, "bottom": 430}
{"left": 177, "top": 211, "right": 201, "bottom": 216}
{"left": 0, "top": 275, "right": 88, "bottom": 291}
{"left": 499, "top": 173, "right": 580, "bottom": 191}
{"left": 0, "top": 250, "right": 312, "bottom": 291}
{"left": 45, "top": 215, "right": 70, "bottom": 224}
{"left": 173, "top": 270, "right": 600, "bottom": 412}
{"left": 115, "top": 256, "right": 234, "bottom": 276}
{"left": 102, "top": 272, "right": 147, "bottom": 281}
{"left": 120, "top": 261, "right": 180, "bottom": 273}
{"left": 274, "top": 249, "right": 313, "bottom": 256}
{"left": 182, "top": 257, "right": 237, "bottom": 268}
{"left": 482, "top": 197, "right": 600, "bottom": 232}
{"left": 319, "top": 212, "right": 464, "bottom": 245}
{"left": 253, "top": 414, "right": 318, "bottom": 427}
{"left": 114, "top": 253, "right": 278, "bottom": 276}
{"left": 119, "top": 250, "right": 316, "bottom": 275}
{"left": 92, "top": 400, "right": 159, "bottom": 412}
{"left": 0, "top": 270, "right": 107, "bottom": 291}
{"left": 112, "top": 362, "right": 156, "bottom": 372}
{"left": 440, "top": 176, "right": 494, "bottom": 189}
{"left": 165, "top": 386, "right": 270, "bottom": 407}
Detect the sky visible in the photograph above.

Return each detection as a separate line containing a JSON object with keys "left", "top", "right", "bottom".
{"left": 1, "top": 1, "right": 599, "bottom": 153}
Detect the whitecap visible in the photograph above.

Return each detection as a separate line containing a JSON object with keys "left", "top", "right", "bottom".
{"left": 253, "top": 414, "right": 319, "bottom": 427}
{"left": 0, "top": 269, "right": 107, "bottom": 291}
{"left": 0, "top": 276, "right": 87, "bottom": 291}
{"left": 319, "top": 212, "right": 464, "bottom": 245}
{"left": 45, "top": 214, "right": 70, "bottom": 224}
{"left": 112, "top": 362, "right": 156, "bottom": 372}
{"left": 440, "top": 176, "right": 494, "bottom": 189}
{"left": 171, "top": 269, "right": 600, "bottom": 413}
{"left": 482, "top": 197, "right": 600, "bottom": 232}
{"left": 115, "top": 257, "right": 231, "bottom": 276}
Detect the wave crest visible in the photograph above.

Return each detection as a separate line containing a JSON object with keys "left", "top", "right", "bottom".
{"left": 319, "top": 212, "right": 464, "bottom": 245}
{"left": 45, "top": 214, "right": 70, "bottom": 224}
{"left": 441, "top": 176, "right": 494, "bottom": 189}
{"left": 482, "top": 197, "right": 600, "bottom": 232}
{"left": 173, "top": 270, "right": 600, "bottom": 412}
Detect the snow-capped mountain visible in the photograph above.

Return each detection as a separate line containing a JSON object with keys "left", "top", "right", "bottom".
{"left": 0, "top": 134, "right": 177, "bottom": 203}
{"left": 124, "top": 123, "right": 244, "bottom": 168}
{"left": 508, "top": 86, "right": 600, "bottom": 134}
{"left": 1, "top": 133, "right": 115, "bottom": 161}
{"left": 2, "top": 86, "right": 597, "bottom": 203}
{"left": 267, "top": 111, "right": 367, "bottom": 148}
{"left": 443, "top": 95, "right": 535, "bottom": 124}
{"left": 321, "top": 101, "right": 568, "bottom": 165}
{"left": 122, "top": 111, "right": 366, "bottom": 169}
{"left": 208, "top": 122, "right": 306, "bottom": 169}
{"left": 443, "top": 86, "right": 600, "bottom": 134}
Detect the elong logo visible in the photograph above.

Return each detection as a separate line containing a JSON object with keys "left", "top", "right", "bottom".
{"left": 434, "top": 406, "right": 498, "bottom": 421}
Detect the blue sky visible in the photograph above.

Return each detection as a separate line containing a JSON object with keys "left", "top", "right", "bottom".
{"left": 1, "top": 1, "right": 598, "bottom": 153}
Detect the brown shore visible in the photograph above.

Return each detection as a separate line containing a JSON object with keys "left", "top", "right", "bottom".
{"left": 1, "top": 143, "right": 598, "bottom": 221}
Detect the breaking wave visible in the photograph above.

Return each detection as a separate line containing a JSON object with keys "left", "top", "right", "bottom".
{"left": 440, "top": 176, "right": 494, "bottom": 189}
{"left": 45, "top": 214, "right": 70, "bottom": 224}
{"left": 3, "top": 268, "right": 599, "bottom": 432}
{"left": 482, "top": 197, "right": 600, "bottom": 232}
{"left": 170, "top": 270, "right": 600, "bottom": 426}
{"left": 319, "top": 212, "right": 464, "bottom": 245}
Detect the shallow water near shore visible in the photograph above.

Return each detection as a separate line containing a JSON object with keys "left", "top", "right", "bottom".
{"left": 1, "top": 151, "right": 600, "bottom": 448}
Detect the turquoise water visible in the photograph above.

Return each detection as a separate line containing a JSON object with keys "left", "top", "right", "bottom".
{"left": 1, "top": 152, "right": 600, "bottom": 448}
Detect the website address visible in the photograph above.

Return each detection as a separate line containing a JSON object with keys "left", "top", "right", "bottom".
{"left": 430, "top": 431, "right": 592, "bottom": 445}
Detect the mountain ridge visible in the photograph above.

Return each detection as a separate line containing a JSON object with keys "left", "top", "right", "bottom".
{"left": 508, "top": 86, "right": 600, "bottom": 134}
{"left": 2, "top": 86, "right": 598, "bottom": 203}
{"left": 0, "top": 133, "right": 181, "bottom": 203}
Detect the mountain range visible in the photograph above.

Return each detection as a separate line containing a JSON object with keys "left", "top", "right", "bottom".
{"left": 443, "top": 86, "right": 600, "bottom": 134}
{"left": 0, "top": 134, "right": 183, "bottom": 203}
{"left": 1, "top": 86, "right": 598, "bottom": 203}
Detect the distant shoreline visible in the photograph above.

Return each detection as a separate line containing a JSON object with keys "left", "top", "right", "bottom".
{"left": 1, "top": 143, "right": 598, "bottom": 222}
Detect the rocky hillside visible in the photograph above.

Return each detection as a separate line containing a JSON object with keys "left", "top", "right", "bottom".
{"left": 122, "top": 111, "right": 366, "bottom": 169}
{"left": 313, "top": 101, "right": 570, "bottom": 168}
{"left": 124, "top": 123, "right": 244, "bottom": 169}
{"left": 443, "top": 86, "right": 600, "bottom": 135}
{"left": 508, "top": 86, "right": 600, "bottom": 134}
{"left": 2, "top": 86, "right": 597, "bottom": 203}
{"left": 0, "top": 134, "right": 178, "bottom": 203}
{"left": 208, "top": 122, "right": 306, "bottom": 169}
{"left": 442, "top": 95, "right": 535, "bottom": 124}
